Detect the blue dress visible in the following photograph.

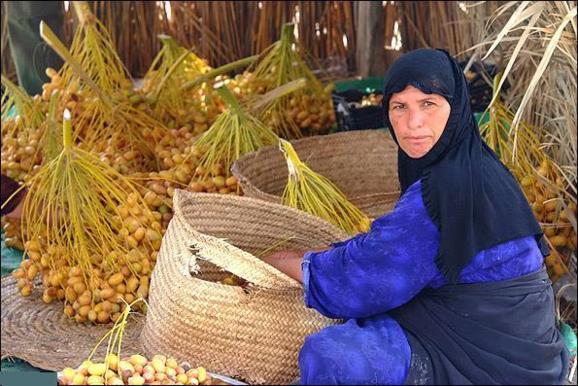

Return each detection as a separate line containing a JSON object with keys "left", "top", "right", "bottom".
{"left": 298, "top": 179, "right": 544, "bottom": 385}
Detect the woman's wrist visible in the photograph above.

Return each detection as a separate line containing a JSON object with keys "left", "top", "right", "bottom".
{"left": 262, "top": 250, "right": 307, "bottom": 283}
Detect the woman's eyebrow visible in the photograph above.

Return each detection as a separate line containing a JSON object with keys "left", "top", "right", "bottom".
{"left": 417, "top": 96, "right": 439, "bottom": 102}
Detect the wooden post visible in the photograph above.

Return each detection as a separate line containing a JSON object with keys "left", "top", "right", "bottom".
{"left": 356, "top": 1, "right": 385, "bottom": 77}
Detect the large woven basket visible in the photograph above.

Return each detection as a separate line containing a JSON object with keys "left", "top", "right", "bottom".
{"left": 231, "top": 130, "right": 400, "bottom": 219}
{"left": 140, "top": 190, "right": 348, "bottom": 385}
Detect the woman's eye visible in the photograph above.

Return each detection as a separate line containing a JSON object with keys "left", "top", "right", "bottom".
{"left": 392, "top": 105, "right": 405, "bottom": 110}
{"left": 423, "top": 101, "right": 436, "bottom": 107}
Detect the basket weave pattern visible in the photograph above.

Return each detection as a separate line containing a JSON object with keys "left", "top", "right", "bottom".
{"left": 140, "top": 190, "right": 348, "bottom": 384}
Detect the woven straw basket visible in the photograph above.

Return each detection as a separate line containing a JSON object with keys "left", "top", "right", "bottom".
{"left": 231, "top": 130, "right": 401, "bottom": 219}
{"left": 140, "top": 190, "right": 348, "bottom": 384}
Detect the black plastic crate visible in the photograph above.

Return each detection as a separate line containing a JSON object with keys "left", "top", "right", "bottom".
{"left": 458, "top": 59, "right": 508, "bottom": 113}
{"left": 332, "top": 89, "right": 385, "bottom": 132}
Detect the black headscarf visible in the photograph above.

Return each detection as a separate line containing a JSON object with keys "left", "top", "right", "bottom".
{"left": 382, "top": 48, "right": 548, "bottom": 283}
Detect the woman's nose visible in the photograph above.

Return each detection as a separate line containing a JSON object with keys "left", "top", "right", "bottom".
{"left": 407, "top": 108, "right": 425, "bottom": 129}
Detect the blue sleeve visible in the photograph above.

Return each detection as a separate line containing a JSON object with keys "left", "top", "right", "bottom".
{"left": 302, "top": 180, "right": 440, "bottom": 319}
{"left": 329, "top": 233, "right": 365, "bottom": 248}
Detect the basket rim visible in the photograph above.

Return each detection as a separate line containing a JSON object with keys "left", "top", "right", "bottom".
{"left": 170, "top": 190, "right": 347, "bottom": 290}
{"left": 231, "top": 130, "right": 400, "bottom": 212}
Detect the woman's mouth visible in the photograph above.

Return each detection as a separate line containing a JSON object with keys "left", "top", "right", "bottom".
{"left": 406, "top": 136, "right": 431, "bottom": 144}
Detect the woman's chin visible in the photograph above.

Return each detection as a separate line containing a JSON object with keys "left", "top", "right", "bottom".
{"left": 404, "top": 147, "right": 431, "bottom": 159}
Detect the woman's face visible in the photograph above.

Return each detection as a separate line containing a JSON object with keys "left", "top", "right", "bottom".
{"left": 388, "top": 85, "right": 451, "bottom": 158}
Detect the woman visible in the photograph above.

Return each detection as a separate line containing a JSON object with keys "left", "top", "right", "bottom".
{"left": 263, "top": 48, "right": 569, "bottom": 385}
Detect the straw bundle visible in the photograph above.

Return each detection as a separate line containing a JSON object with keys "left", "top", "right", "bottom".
{"left": 398, "top": 1, "right": 500, "bottom": 59}
{"left": 0, "top": 2, "right": 16, "bottom": 81}
{"left": 1, "top": 1, "right": 411, "bottom": 80}
{"left": 164, "top": 1, "right": 359, "bottom": 74}
{"left": 90, "top": 1, "right": 163, "bottom": 78}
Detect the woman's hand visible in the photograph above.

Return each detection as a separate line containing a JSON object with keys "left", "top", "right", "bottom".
{"left": 261, "top": 245, "right": 330, "bottom": 283}
{"left": 3, "top": 190, "right": 26, "bottom": 221}
{"left": 261, "top": 250, "right": 306, "bottom": 283}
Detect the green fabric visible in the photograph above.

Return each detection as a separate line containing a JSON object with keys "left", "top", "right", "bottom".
{"left": 561, "top": 322, "right": 577, "bottom": 356}
{"left": 1, "top": 358, "right": 46, "bottom": 372}
{"left": 6, "top": 1, "right": 64, "bottom": 96}
{"left": 1, "top": 231, "right": 24, "bottom": 276}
